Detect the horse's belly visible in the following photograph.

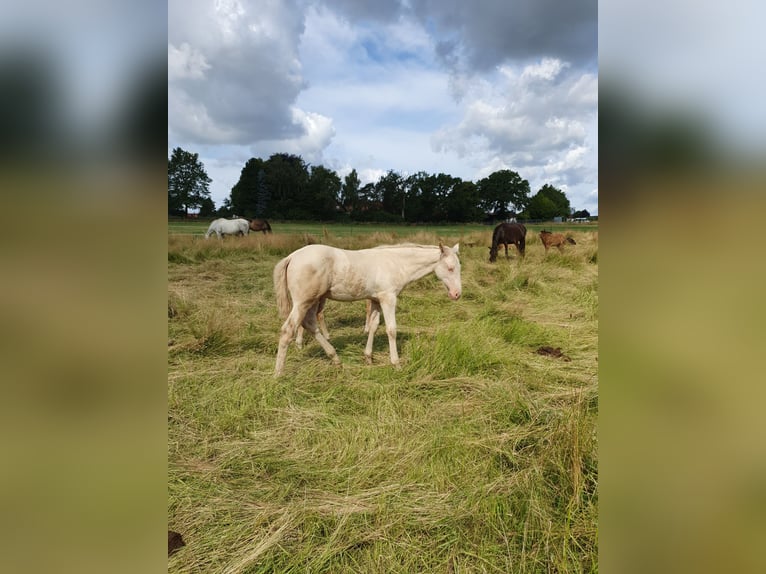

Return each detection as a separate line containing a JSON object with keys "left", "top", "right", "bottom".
{"left": 326, "top": 289, "right": 362, "bottom": 302}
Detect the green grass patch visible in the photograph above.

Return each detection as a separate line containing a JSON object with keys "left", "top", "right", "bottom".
{"left": 168, "top": 227, "right": 598, "bottom": 573}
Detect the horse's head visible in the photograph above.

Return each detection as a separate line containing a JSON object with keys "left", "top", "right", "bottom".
{"left": 488, "top": 245, "right": 498, "bottom": 263}
{"left": 435, "top": 243, "right": 462, "bottom": 300}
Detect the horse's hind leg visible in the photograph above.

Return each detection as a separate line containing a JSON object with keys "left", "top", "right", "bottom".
{"left": 275, "top": 302, "right": 312, "bottom": 376}
{"left": 301, "top": 305, "right": 340, "bottom": 366}
{"left": 296, "top": 299, "right": 328, "bottom": 349}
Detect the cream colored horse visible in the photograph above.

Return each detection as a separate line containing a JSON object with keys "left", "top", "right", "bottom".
{"left": 273, "top": 243, "right": 462, "bottom": 376}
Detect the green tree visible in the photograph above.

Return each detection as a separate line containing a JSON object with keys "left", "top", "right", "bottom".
{"left": 198, "top": 196, "right": 216, "bottom": 217}
{"left": 572, "top": 208, "right": 590, "bottom": 219}
{"left": 476, "top": 170, "right": 530, "bottom": 220}
{"left": 406, "top": 172, "right": 460, "bottom": 222}
{"left": 526, "top": 194, "right": 558, "bottom": 220}
{"left": 354, "top": 182, "right": 379, "bottom": 219}
{"left": 402, "top": 171, "right": 429, "bottom": 222}
{"left": 229, "top": 157, "right": 266, "bottom": 217}
{"left": 265, "top": 153, "right": 310, "bottom": 218}
{"left": 446, "top": 180, "right": 482, "bottom": 222}
{"left": 377, "top": 170, "right": 405, "bottom": 219}
{"left": 255, "top": 169, "right": 269, "bottom": 217}
{"left": 340, "top": 169, "right": 361, "bottom": 214}
{"left": 218, "top": 197, "right": 234, "bottom": 217}
{"left": 168, "top": 147, "right": 212, "bottom": 216}
{"left": 527, "top": 184, "right": 571, "bottom": 220}
{"left": 307, "top": 165, "right": 341, "bottom": 220}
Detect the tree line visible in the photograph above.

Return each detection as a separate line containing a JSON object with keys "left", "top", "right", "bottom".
{"left": 168, "top": 147, "right": 591, "bottom": 222}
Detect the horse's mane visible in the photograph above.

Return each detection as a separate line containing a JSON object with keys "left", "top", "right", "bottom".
{"left": 371, "top": 243, "right": 438, "bottom": 250}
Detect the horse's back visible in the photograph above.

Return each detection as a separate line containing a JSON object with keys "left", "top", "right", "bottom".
{"left": 506, "top": 222, "right": 526, "bottom": 237}
{"left": 495, "top": 222, "right": 526, "bottom": 241}
{"left": 250, "top": 218, "right": 271, "bottom": 232}
{"left": 285, "top": 244, "right": 403, "bottom": 302}
{"left": 286, "top": 244, "right": 344, "bottom": 277}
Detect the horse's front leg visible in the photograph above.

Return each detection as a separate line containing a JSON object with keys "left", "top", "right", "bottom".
{"left": 363, "top": 299, "right": 372, "bottom": 334}
{"left": 363, "top": 300, "right": 382, "bottom": 364}
{"left": 378, "top": 296, "right": 400, "bottom": 368}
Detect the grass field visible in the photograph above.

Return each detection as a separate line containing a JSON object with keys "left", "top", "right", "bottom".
{"left": 168, "top": 226, "right": 598, "bottom": 573}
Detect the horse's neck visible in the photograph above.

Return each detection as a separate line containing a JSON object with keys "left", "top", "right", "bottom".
{"left": 390, "top": 247, "right": 441, "bottom": 284}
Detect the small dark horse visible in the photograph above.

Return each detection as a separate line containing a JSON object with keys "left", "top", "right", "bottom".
{"left": 248, "top": 218, "right": 272, "bottom": 234}
{"left": 489, "top": 222, "right": 527, "bottom": 262}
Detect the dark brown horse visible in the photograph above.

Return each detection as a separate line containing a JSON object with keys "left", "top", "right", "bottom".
{"left": 489, "top": 222, "right": 527, "bottom": 262}
{"left": 248, "top": 218, "right": 272, "bottom": 234}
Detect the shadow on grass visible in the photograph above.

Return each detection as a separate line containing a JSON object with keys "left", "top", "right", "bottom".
{"left": 297, "top": 332, "right": 414, "bottom": 361}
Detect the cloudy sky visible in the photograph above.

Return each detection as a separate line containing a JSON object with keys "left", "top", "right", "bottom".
{"left": 169, "top": 0, "right": 598, "bottom": 215}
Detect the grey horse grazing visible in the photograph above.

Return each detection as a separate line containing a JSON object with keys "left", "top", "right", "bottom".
{"left": 204, "top": 218, "right": 250, "bottom": 238}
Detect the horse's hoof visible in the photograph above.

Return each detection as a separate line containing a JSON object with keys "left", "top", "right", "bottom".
{"left": 364, "top": 355, "right": 372, "bottom": 365}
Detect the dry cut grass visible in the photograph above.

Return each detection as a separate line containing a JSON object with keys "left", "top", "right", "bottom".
{"left": 168, "top": 228, "right": 598, "bottom": 573}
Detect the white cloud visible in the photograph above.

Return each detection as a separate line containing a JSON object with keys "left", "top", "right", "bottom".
{"left": 521, "top": 58, "right": 569, "bottom": 82}
{"left": 169, "top": 0, "right": 597, "bottom": 212}
{"left": 430, "top": 57, "right": 597, "bottom": 197}
{"left": 168, "top": 43, "right": 211, "bottom": 80}
{"left": 169, "top": 0, "right": 308, "bottom": 145}
{"left": 358, "top": 168, "right": 387, "bottom": 186}
{"left": 260, "top": 107, "right": 336, "bottom": 163}
{"left": 168, "top": 89, "right": 242, "bottom": 143}
{"left": 568, "top": 73, "right": 598, "bottom": 106}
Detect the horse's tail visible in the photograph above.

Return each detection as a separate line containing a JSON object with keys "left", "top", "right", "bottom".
{"left": 273, "top": 255, "right": 293, "bottom": 319}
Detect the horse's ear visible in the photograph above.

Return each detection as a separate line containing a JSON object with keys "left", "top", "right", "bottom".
{"left": 439, "top": 241, "right": 445, "bottom": 255}
{"left": 452, "top": 243, "right": 459, "bottom": 254}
